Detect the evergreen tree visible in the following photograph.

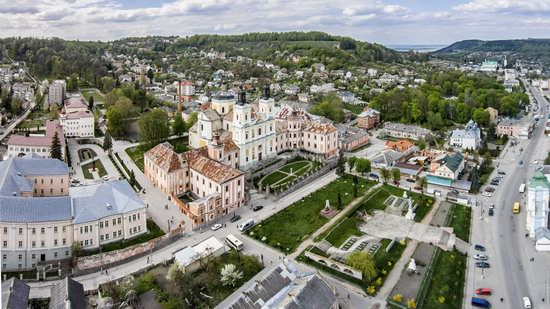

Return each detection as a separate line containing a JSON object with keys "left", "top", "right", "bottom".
{"left": 172, "top": 112, "right": 186, "bottom": 136}
{"left": 337, "top": 192, "right": 342, "bottom": 209}
{"left": 129, "top": 170, "right": 136, "bottom": 187}
{"left": 147, "top": 68, "right": 154, "bottom": 84}
{"left": 88, "top": 96, "right": 94, "bottom": 110}
{"left": 50, "top": 131, "right": 63, "bottom": 161}
{"left": 103, "top": 132, "right": 113, "bottom": 153}
{"left": 336, "top": 150, "right": 346, "bottom": 176}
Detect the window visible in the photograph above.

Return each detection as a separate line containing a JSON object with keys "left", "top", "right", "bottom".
{"left": 106, "top": 234, "right": 109, "bottom": 240}
{"left": 18, "top": 228, "right": 22, "bottom": 235}
{"left": 63, "top": 238, "right": 66, "bottom": 245}
{"left": 32, "top": 228, "right": 36, "bottom": 235}
{"left": 84, "top": 226, "right": 88, "bottom": 233}
{"left": 61, "top": 178, "right": 63, "bottom": 183}
{"left": 18, "top": 241, "right": 22, "bottom": 248}
{"left": 41, "top": 179, "right": 44, "bottom": 184}
{"left": 54, "top": 239, "right": 58, "bottom": 246}
{"left": 117, "top": 218, "right": 121, "bottom": 224}
{"left": 100, "top": 222, "right": 103, "bottom": 228}
{"left": 50, "top": 179, "right": 53, "bottom": 184}
{"left": 80, "top": 227, "right": 83, "bottom": 234}
{"left": 118, "top": 230, "right": 122, "bottom": 237}
{"left": 18, "top": 254, "right": 22, "bottom": 260}
{"left": 2, "top": 254, "right": 6, "bottom": 260}
{"left": 54, "top": 227, "right": 58, "bottom": 233}
{"left": 54, "top": 252, "right": 58, "bottom": 258}
{"left": 2, "top": 227, "right": 5, "bottom": 234}
{"left": 41, "top": 241, "right": 45, "bottom": 247}
{"left": 61, "top": 188, "right": 63, "bottom": 193}
{"left": 41, "top": 227, "right": 45, "bottom": 234}
{"left": 113, "top": 219, "right": 116, "bottom": 226}
{"left": 113, "top": 232, "right": 116, "bottom": 238}
{"left": 41, "top": 189, "right": 44, "bottom": 195}
{"left": 62, "top": 226, "right": 66, "bottom": 232}
{"left": 66, "top": 251, "right": 69, "bottom": 256}
{"left": 100, "top": 235, "right": 104, "bottom": 241}
{"left": 85, "top": 240, "right": 89, "bottom": 246}
{"left": 32, "top": 241, "right": 36, "bottom": 248}
{"left": 50, "top": 189, "right": 53, "bottom": 194}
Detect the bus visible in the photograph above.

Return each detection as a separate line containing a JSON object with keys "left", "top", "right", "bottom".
{"left": 513, "top": 202, "right": 521, "bottom": 214}
{"left": 519, "top": 183, "right": 526, "bottom": 193}
{"left": 225, "top": 234, "right": 244, "bottom": 251}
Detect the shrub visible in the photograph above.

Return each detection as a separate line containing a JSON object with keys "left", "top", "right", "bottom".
{"left": 393, "top": 294, "right": 403, "bottom": 302}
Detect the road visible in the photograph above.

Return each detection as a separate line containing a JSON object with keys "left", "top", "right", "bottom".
{"left": 465, "top": 82, "right": 550, "bottom": 309}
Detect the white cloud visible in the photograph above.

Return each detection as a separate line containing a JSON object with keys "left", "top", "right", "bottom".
{"left": 454, "top": 0, "right": 550, "bottom": 13}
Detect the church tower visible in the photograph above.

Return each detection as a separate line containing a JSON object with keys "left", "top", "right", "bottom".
{"left": 232, "top": 87, "right": 251, "bottom": 145}
{"left": 259, "top": 84, "right": 275, "bottom": 116}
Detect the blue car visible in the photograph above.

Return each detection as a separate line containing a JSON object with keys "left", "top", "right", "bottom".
{"left": 474, "top": 244, "right": 486, "bottom": 251}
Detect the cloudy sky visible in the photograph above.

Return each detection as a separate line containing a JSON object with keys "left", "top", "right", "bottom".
{"left": 1, "top": 0, "right": 550, "bottom": 45}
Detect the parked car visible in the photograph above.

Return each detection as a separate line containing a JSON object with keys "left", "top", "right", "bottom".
{"left": 406, "top": 178, "right": 415, "bottom": 183}
{"left": 211, "top": 224, "right": 222, "bottom": 231}
{"left": 102, "top": 176, "right": 109, "bottom": 181}
{"left": 369, "top": 173, "right": 379, "bottom": 179}
{"left": 475, "top": 262, "right": 490, "bottom": 268}
{"left": 475, "top": 288, "right": 492, "bottom": 295}
{"left": 238, "top": 219, "right": 255, "bottom": 232}
{"left": 498, "top": 171, "right": 506, "bottom": 175}
{"left": 475, "top": 244, "right": 486, "bottom": 251}
{"left": 252, "top": 205, "right": 264, "bottom": 211}
{"left": 485, "top": 187, "right": 495, "bottom": 192}
{"left": 414, "top": 186, "right": 421, "bottom": 191}
{"left": 519, "top": 160, "right": 524, "bottom": 165}
{"left": 229, "top": 215, "right": 241, "bottom": 223}
{"left": 490, "top": 181, "right": 499, "bottom": 186}
{"left": 473, "top": 253, "right": 488, "bottom": 260}
{"left": 471, "top": 297, "right": 491, "bottom": 308}
{"left": 482, "top": 192, "right": 492, "bottom": 197}
{"left": 489, "top": 203, "right": 495, "bottom": 209}
{"left": 488, "top": 208, "right": 494, "bottom": 216}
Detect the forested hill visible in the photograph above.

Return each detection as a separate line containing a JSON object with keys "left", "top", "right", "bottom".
{"left": 433, "top": 38, "right": 550, "bottom": 64}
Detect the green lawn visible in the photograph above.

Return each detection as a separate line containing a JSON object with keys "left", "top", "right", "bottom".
{"left": 81, "top": 220, "right": 164, "bottom": 256}
{"left": 259, "top": 160, "right": 318, "bottom": 189}
{"left": 126, "top": 137, "right": 189, "bottom": 172}
{"left": 447, "top": 204, "right": 472, "bottom": 242}
{"left": 82, "top": 159, "right": 107, "bottom": 179}
{"left": 249, "top": 174, "right": 375, "bottom": 252}
{"left": 325, "top": 216, "right": 363, "bottom": 247}
{"left": 420, "top": 249, "right": 467, "bottom": 309}
{"left": 81, "top": 89, "right": 105, "bottom": 103}
{"left": 378, "top": 185, "right": 435, "bottom": 222}
{"left": 479, "top": 166, "right": 495, "bottom": 185}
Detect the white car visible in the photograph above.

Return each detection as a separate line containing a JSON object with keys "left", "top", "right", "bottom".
{"left": 102, "top": 176, "right": 109, "bottom": 181}
{"left": 482, "top": 192, "right": 492, "bottom": 197}
{"left": 211, "top": 224, "right": 222, "bottom": 231}
{"left": 523, "top": 297, "right": 532, "bottom": 308}
{"left": 473, "top": 253, "right": 488, "bottom": 260}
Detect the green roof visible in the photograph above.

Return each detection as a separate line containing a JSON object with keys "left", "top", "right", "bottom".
{"left": 443, "top": 152, "right": 464, "bottom": 173}
{"left": 528, "top": 171, "right": 550, "bottom": 189}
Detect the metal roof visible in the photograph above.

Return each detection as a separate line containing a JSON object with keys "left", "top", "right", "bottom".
{"left": 1, "top": 277, "right": 29, "bottom": 309}
{"left": 49, "top": 278, "right": 85, "bottom": 309}
{"left": 70, "top": 180, "right": 145, "bottom": 224}
{"left": 0, "top": 196, "right": 72, "bottom": 223}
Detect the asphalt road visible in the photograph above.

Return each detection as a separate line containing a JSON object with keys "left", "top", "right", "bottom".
{"left": 466, "top": 83, "right": 550, "bottom": 309}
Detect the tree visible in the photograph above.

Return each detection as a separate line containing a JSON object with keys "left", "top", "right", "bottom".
{"left": 138, "top": 109, "right": 170, "bottom": 146}
{"left": 105, "top": 91, "right": 117, "bottom": 108}
{"left": 70, "top": 241, "right": 82, "bottom": 257}
{"left": 336, "top": 151, "right": 346, "bottom": 176}
{"left": 172, "top": 112, "right": 186, "bottom": 136}
{"left": 114, "top": 96, "right": 133, "bottom": 119}
{"left": 129, "top": 170, "right": 136, "bottom": 187}
{"left": 103, "top": 132, "right": 113, "bottom": 153}
{"left": 487, "top": 123, "right": 496, "bottom": 141}
{"left": 147, "top": 68, "right": 154, "bottom": 84}
{"left": 416, "top": 138, "right": 427, "bottom": 150}
{"left": 49, "top": 104, "right": 59, "bottom": 119}
{"left": 381, "top": 168, "right": 391, "bottom": 184}
{"left": 101, "top": 76, "right": 116, "bottom": 93}
{"left": 417, "top": 176, "right": 428, "bottom": 194}
{"left": 88, "top": 95, "right": 94, "bottom": 110}
{"left": 10, "top": 96, "right": 23, "bottom": 115}
{"left": 166, "top": 263, "right": 184, "bottom": 282}
{"left": 66, "top": 74, "right": 78, "bottom": 91}
{"left": 473, "top": 108, "right": 490, "bottom": 126}
{"left": 347, "top": 156, "right": 357, "bottom": 172}
{"left": 355, "top": 158, "right": 371, "bottom": 175}
{"left": 185, "top": 112, "right": 198, "bottom": 130}
{"left": 392, "top": 168, "right": 401, "bottom": 183}
{"left": 50, "top": 131, "right": 63, "bottom": 161}
{"left": 220, "top": 264, "right": 243, "bottom": 287}
{"left": 484, "top": 152, "right": 493, "bottom": 166}
{"left": 353, "top": 175, "right": 358, "bottom": 197}
{"left": 106, "top": 106, "right": 125, "bottom": 137}
{"left": 309, "top": 92, "right": 345, "bottom": 122}
{"left": 345, "top": 251, "right": 377, "bottom": 281}
{"left": 337, "top": 192, "right": 342, "bottom": 209}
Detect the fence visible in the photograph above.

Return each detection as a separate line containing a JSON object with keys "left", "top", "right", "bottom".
{"left": 74, "top": 227, "right": 184, "bottom": 275}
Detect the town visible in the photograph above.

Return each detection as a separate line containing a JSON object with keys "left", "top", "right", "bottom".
{"left": 1, "top": 26, "right": 550, "bottom": 309}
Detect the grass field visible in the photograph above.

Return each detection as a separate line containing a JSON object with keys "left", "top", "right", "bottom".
{"left": 249, "top": 174, "right": 375, "bottom": 252}
{"left": 81, "top": 89, "right": 105, "bottom": 104}
{"left": 447, "top": 204, "right": 472, "bottom": 242}
{"left": 126, "top": 137, "right": 189, "bottom": 172}
{"left": 258, "top": 160, "right": 318, "bottom": 189}
{"left": 324, "top": 216, "right": 363, "bottom": 247}
{"left": 82, "top": 159, "right": 107, "bottom": 179}
{"left": 420, "top": 249, "right": 467, "bottom": 309}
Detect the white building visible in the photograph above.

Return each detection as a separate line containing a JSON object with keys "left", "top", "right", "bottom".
{"left": 59, "top": 97, "right": 95, "bottom": 138}
{"left": 449, "top": 120, "right": 481, "bottom": 150}
{"left": 526, "top": 171, "right": 550, "bottom": 251}
{"left": 0, "top": 156, "right": 147, "bottom": 271}
{"left": 177, "top": 81, "right": 195, "bottom": 96}
{"left": 47, "top": 80, "right": 66, "bottom": 108}
{"left": 173, "top": 236, "right": 227, "bottom": 273}
{"left": 6, "top": 120, "right": 66, "bottom": 160}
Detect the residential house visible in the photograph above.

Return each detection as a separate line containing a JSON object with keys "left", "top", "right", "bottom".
{"left": 383, "top": 122, "right": 432, "bottom": 141}
{"left": 385, "top": 140, "right": 415, "bottom": 153}
{"left": 393, "top": 162, "right": 423, "bottom": 179}
{"left": 357, "top": 108, "right": 380, "bottom": 130}
{"left": 337, "top": 125, "right": 369, "bottom": 151}
{"left": 429, "top": 152, "right": 464, "bottom": 180}
{"left": 370, "top": 149, "right": 405, "bottom": 169}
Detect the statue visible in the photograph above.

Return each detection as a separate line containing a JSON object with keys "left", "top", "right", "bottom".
{"left": 405, "top": 200, "right": 416, "bottom": 220}
{"left": 407, "top": 258, "right": 417, "bottom": 272}
{"left": 403, "top": 191, "right": 408, "bottom": 199}
{"left": 324, "top": 200, "right": 331, "bottom": 211}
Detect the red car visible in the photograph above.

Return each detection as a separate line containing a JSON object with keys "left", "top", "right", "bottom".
{"left": 475, "top": 288, "right": 492, "bottom": 295}
{"left": 414, "top": 186, "right": 421, "bottom": 191}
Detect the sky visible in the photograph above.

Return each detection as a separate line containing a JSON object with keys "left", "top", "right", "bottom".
{"left": 1, "top": 0, "right": 550, "bottom": 46}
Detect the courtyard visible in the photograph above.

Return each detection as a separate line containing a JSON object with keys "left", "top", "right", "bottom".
{"left": 258, "top": 159, "right": 321, "bottom": 189}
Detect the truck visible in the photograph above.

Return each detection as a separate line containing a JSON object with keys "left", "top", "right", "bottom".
{"left": 238, "top": 219, "right": 255, "bottom": 232}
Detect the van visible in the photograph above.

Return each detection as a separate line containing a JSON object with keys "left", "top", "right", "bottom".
{"left": 523, "top": 297, "right": 532, "bottom": 308}
{"left": 471, "top": 297, "right": 491, "bottom": 308}
{"left": 238, "top": 219, "right": 255, "bottom": 232}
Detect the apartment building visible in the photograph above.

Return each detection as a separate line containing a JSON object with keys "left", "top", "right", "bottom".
{"left": 383, "top": 122, "right": 432, "bottom": 141}
{"left": 59, "top": 97, "right": 94, "bottom": 138}
{"left": 47, "top": 80, "right": 66, "bottom": 108}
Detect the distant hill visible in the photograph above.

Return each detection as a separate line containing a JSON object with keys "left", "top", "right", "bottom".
{"left": 433, "top": 38, "right": 550, "bottom": 65}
